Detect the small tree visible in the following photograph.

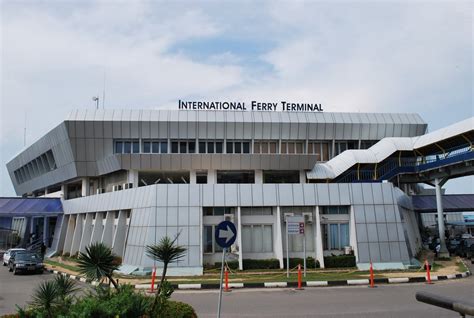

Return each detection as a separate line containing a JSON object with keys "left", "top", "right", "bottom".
{"left": 146, "top": 235, "right": 187, "bottom": 312}
{"left": 77, "top": 242, "right": 120, "bottom": 289}
{"left": 31, "top": 280, "right": 59, "bottom": 318}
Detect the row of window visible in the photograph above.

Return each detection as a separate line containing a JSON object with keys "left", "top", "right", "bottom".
{"left": 114, "top": 139, "right": 378, "bottom": 156}
{"left": 14, "top": 150, "right": 57, "bottom": 184}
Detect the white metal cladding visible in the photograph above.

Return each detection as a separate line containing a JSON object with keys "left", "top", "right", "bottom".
{"left": 307, "top": 117, "right": 474, "bottom": 179}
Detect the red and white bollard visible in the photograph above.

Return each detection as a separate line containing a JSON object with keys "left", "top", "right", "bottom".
{"left": 297, "top": 264, "right": 304, "bottom": 290}
{"left": 369, "top": 261, "right": 375, "bottom": 288}
{"left": 224, "top": 266, "right": 230, "bottom": 292}
{"left": 425, "top": 260, "right": 433, "bottom": 284}
{"left": 150, "top": 266, "right": 157, "bottom": 293}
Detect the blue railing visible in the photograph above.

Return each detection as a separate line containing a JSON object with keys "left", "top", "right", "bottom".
{"left": 336, "top": 146, "right": 473, "bottom": 183}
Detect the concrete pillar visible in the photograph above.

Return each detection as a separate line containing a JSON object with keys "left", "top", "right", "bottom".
{"left": 61, "top": 184, "right": 66, "bottom": 199}
{"left": 237, "top": 206, "right": 243, "bottom": 270}
{"left": 275, "top": 206, "right": 284, "bottom": 269}
{"left": 435, "top": 178, "right": 449, "bottom": 257}
{"left": 70, "top": 214, "right": 84, "bottom": 256}
{"left": 315, "top": 206, "right": 325, "bottom": 268}
{"left": 63, "top": 215, "right": 76, "bottom": 255}
{"left": 43, "top": 216, "right": 49, "bottom": 245}
{"left": 299, "top": 170, "right": 306, "bottom": 183}
{"left": 190, "top": 170, "right": 197, "bottom": 184}
{"left": 349, "top": 206, "right": 358, "bottom": 262}
{"left": 101, "top": 211, "right": 115, "bottom": 248}
{"left": 208, "top": 170, "right": 216, "bottom": 184}
{"left": 81, "top": 178, "right": 89, "bottom": 197}
{"left": 52, "top": 215, "right": 68, "bottom": 253}
{"left": 255, "top": 170, "right": 263, "bottom": 184}
{"left": 112, "top": 210, "right": 128, "bottom": 257}
{"left": 90, "top": 212, "right": 104, "bottom": 245}
{"left": 79, "top": 213, "right": 94, "bottom": 253}
{"left": 128, "top": 170, "right": 139, "bottom": 188}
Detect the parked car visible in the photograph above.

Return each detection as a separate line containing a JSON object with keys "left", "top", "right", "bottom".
{"left": 2, "top": 248, "right": 26, "bottom": 266}
{"left": 447, "top": 239, "right": 461, "bottom": 253}
{"left": 8, "top": 252, "right": 44, "bottom": 275}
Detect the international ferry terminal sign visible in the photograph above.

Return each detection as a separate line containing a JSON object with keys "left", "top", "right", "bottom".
{"left": 178, "top": 100, "right": 323, "bottom": 112}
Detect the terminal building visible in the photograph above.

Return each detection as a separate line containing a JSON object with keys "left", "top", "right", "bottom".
{"left": 5, "top": 109, "right": 474, "bottom": 275}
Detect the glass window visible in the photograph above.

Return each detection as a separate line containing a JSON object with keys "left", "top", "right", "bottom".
{"left": 189, "top": 141, "right": 195, "bottom": 153}
{"left": 322, "top": 143, "right": 329, "bottom": 161}
{"left": 180, "top": 142, "right": 187, "bottom": 153}
{"left": 243, "top": 142, "right": 250, "bottom": 153}
{"left": 254, "top": 142, "right": 261, "bottom": 154}
{"left": 261, "top": 142, "right": 268, "bottom": 153}
{"left": 124, "top": 141, "right": 131, "bottom": 153}
{"left": 196, "top": 171, "right": 207, "bottom": 184}
{"left": 269, "top": 142, "right": 277, "bottom": 153}
{"left": 295, "top": 142, "right": 303, "bottom": 154}
{"left": 241, "top": 225, "right": 273, "bottom": 253}
{"left": 151, "top": 142, "right": 160, "bottom": 153}
{"left": 171, "top": 142, "right": 179, "bottom": 153}
{"left": 323, "top": 223, "right": 350, "bottom": 250}
{"left": 115, "top": 141, "right": 123, "bottom": 153}
{"left": 160, "top": 142, "right": 168, "bottom": 154}
{"left": 234, "top": 142, "right": 241, "bottom": 154}
{"left": 226, "top": 142, "right": 233, "bottom": 153}
{"left": 263, "top": 170, "right": 300, "bottom": 183}
{"left": 288, "top": 143, "right": 295, "bottom": 154}
{"left": 216, "top": 142, "right": 223, "bottom": 153}
{"left": 207, "top": 142, "right": 214, "bottom": 154}
{"left": 217, "top": 171, "right": 255, "bottom": 184}
{"left": 204, "top": 226, "right": 213, "bottom": 253}
{"left": 143, "top": 142, "right": 151, "bottom": 153}
{"left": 199, "top": 142, "right": 206, "bottom": 154}
{"left": 132, "top": 141, "right": 139, "bottom": 153}
{"left": 281, "top": 143, "right": 287, "bottom": 154}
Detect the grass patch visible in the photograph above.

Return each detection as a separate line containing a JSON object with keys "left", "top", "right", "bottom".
{"left": 456, "top": 261, "right": 468, "bottom": 273}
{"left": 45, "top": 259, "right": 81, "bottom": 272}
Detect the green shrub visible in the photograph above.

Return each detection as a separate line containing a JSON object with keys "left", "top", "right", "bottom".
{"left": 243, "top": 258, "right": 280, "bottom": 269}
{"left": 323, "top": 255, "right": 356, "bottom": 268}
{"left": 160, "top": 300, "right": 197, "bottom": 318}
{"left": 283, "top": 257, "right": 320, "bottom": 269}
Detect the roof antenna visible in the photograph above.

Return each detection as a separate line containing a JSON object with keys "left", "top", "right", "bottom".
{"left": 92, "top": 96, "right": 99, "bottom": 109}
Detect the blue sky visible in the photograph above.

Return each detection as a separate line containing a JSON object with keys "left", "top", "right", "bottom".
{"left": 1, "top": 0, "right": 472, "bottom": 196}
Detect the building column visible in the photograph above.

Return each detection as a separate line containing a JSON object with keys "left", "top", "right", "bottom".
{"left": 101, "top": 211, "right": 115, "bottom": 248}
{"left": 63, "top": 215, "right": 76, "bottom": 254}
{"left": 349, "top": 206, "right": 358, "bottom": 262}
{"left": 255, "top": 170, "right": 263, "bottom": 184}
{"left": 90, "top": 212, "right": 104, "bottom": 245}
{"left": 237, "top": 207, "right": 243, "bottom": 270}
{"left": 207, "top": 170, "right": 216, "bottom": 184}
{"left": 315, "top": 206, "right": 325, "bottom": 268}
{"left": 299, "top": 170, "right": 306, "bottom": 183}
{"left": 43, "top": 216, "right": 49, "bottom": 245}
{"left": 81, "top": 178, "right": 89, "bottom": 197}
{"left": 190, "top": 170, "right": 197, "bottom": 184}
{"left": 70, "top": 214, "right": 84, "bottom": 256}
{"left": 275, "top": 206, "right": 284, "bottom": 269}
{"left": 112, "top": 210, "right": 128, "bottom": 257}
{"left": 128, "top": 170, "right": 139, "bottom": 188}
{"left": 52, "top": 215, "right": 68, "bottom": 253}
{"left": 435, "top": 178, "right": 449, "bottom": 257}
{"left": 79, "top": 213, "right": 94, "bottom": 253}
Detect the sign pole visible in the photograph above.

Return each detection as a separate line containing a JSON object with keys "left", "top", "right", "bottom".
{"left": 303, "top": 231, "right": 307, "bottom": 277}
{"left": 217, "top": 247, "right": 226, "bottom": 318}
{"left": 286, "top": 221, "right": 289, "bottom": 278}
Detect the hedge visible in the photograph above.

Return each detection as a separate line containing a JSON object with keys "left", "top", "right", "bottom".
{"left": 283, "top": 257, "right": 320, "bottom": 269}
{"left": 211, "top": 257, "right": 320, "bottom": 270}
{"left": 323, "top": 255, "right": 356, "bottom": 268}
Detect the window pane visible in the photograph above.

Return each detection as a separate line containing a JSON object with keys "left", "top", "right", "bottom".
{"left": 261, "top": 142, "right": 268, "bottom": 154}
{"left": 115, "top": 141, "right": 123, "bottom": 153}
{"left": 203, "top": 207, "right": 213, "bottom": 216}
{"left": 330, "top": 224, "right": 339, "bottom": 249}
{"left": 216, "top": 142, "right": 223, "bottom": 153}
{"left": 199, "top": 142, "right": 206, "bottom": 154}
{"left": 281, "top": 143, "right": 287, "bottom": 154}
{"left": 308, "top": 143, "right": 313, "bottom": 154}
{"left": 214, "top": 207, "right": 225, "bottom": 216}
{"left": 242, "top": 226, "right": 252, "bottom": 252}
{"left": 196, "top": 171, "right": 207, "bottom": 184}
{"left": 132, "top": 141, "right": 139, "bottom": 153}
{"left": 270, "top": 142, "right": 277, "bottom": 153}
{"left": 234, "top": 142, "right": 241, "bottom": 153}
{"left": 160, "top": 142, "right": 168, "bottom": 154}
{"left": 243, "top": 142, "right": 250, "bottom": 153}
{"left": 253, "top": 226, "right": 263, "bottom": 252}
{"left": 204, "top": 226, "right": 213, "bottom": 253}
{"left": 180, "top": 142, "right": 187, "bottom": 153}
{"left": 340, "top": 223, "right": 349, "bottom": 247}
{"left": 143, "top": 142, "right": 151, "bottom": 153}
{"left": 188, "top": 141, "right": 196, "bottom": 153}
{"left": 322, "top": 143, "right": 329, "bottom": 161}
{"left": 171, "top": 142, "right": 179, "bottom": 153}
{"left": 226, "top": 142, "right": 233, "bottom": 153}
{"left": 254, "top": 142, "right": 260, "bottom": 154}
{"left": 296, "top": 142, "right": 303, "bottom": 154}
{"left": 288, "top": 143, "right": 295, "bottom": 154}
{"left": 207, "top": 142, "right": 214, "bottom": 154}
{"left": 263, "top": 225, "right": 273, "bottom": 252}
{"left": 124, "top": 141, "right": 131, "bottom": 153}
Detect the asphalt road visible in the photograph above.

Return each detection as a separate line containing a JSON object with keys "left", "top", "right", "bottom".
{"left": 0, "top": 262, "right": 473, "bottom": 317}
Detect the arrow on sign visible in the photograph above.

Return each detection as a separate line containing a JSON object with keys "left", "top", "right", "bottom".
{"left": 219, "top": 226, "right": 235, "bottom": 244}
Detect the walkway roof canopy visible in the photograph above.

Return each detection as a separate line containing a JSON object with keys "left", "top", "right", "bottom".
{"left": 0, "top": 197, "right": 63, "bottom": 217}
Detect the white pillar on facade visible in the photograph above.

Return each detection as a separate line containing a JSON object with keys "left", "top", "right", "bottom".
{"left": 349, "top": 206, "right": 359, "bottom": 262}
{"left": 190, "top": 170, "right": 197, "bottom": 184}
{"left": 237, "top": 206, "right": 243, "bottom": 270}
{"left": 275, "top": 206, "right": 284, "bottom": 269}
{"left": 112, "top": 210, "right": 128, "bottom": 257}
{"left": 52, "top": 215, "right": 68, "bottom": 253}
{"left": 207, "top": 170, "right": 216, "bottom": 184}
{"left": 63, "top": 215, "right": 76, "bottom": 254}
{"left": 43, "top": 216, "right": 49, "bottom": 245}
{"left": 128, "top": 170, "right": 139, "bottom": 188}
{"left": 255, "top": 170, "right": 263, "bottom": 184}
{"left": 299, "top": 170, "right": 306, "bottom": 183}
{"left": 101, "top": 211, "right": 115, "bottom": 248}
{"left": 81, "top": 178, "right": 89, "bottom": 197}
{"left": 70, "top": 214, "right": 84, "bottom": 255}
{"left": 79, "top": 213, "right": 94, "bottom": 253}
{"left": 90, "top": 212, "right": 104, "bottom": 245}
{"left": 315, "top": 206, "right": 325, "bottom": 268}
{"left": 435, "top": 178, "right": 449, "bottom": 257}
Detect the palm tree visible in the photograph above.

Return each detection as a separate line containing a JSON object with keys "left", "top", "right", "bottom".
{"left": 146, "top": 235, "right": 186, "bottom": 311}
{"left": 31, "top": 280, "right": 59, "bottom": 318}
{"left": 77, "top": 242, "right": 120, "bottom": 289}
{"left": 54, "top": 274, "right": 78, "bottom": 305}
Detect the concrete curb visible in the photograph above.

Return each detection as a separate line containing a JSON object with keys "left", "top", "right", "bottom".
{"left": 45, "top": 268, "right": 471, "bottom": 290}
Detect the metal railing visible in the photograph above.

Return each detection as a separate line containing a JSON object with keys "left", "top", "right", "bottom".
{"left": 416, "top": 291, "right": 474, "bottom": 317}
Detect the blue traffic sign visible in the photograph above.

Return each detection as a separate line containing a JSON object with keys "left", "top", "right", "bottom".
{"left": 215, "top": 221, "right": 237, "bottom": 248}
